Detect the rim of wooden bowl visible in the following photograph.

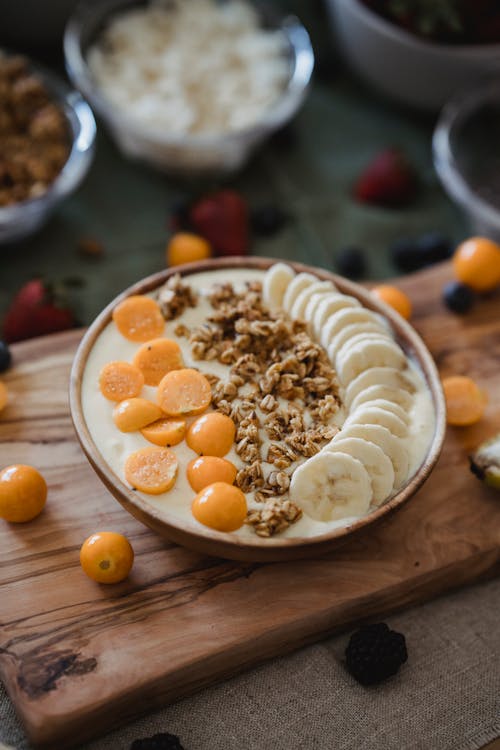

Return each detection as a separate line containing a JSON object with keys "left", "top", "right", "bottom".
{"left": 69, "top": 257, "right": 446, "bottom": 562}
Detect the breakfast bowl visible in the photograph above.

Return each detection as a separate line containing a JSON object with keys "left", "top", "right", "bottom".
{"left": 64, "top": 0, "right": 314, "bottom": 176}
{"left": 70, "top": 257, "right": 445, "bottom": 562}
{"left": 433, "top": 79, "right": 500, "bottom": 241}
{"left": 0, "top": 52, "right": 96, "bottom": 245}
{"left": 326, "top": 0, "right": 500, "bottom": 111}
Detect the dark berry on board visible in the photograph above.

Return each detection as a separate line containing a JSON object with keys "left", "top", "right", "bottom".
{"left": 390, "top": 238, "right": 423, "bottom": 273}
{"left": 443, "top": 281, "right": 475, "bottom": 314}
{"left": 0, "top": 340, "right": 12, "bottom": 372}
{"left": 130, "top": 733, "right": 184, "bottom": 750}
{"left": 391, "top": 233, "right": 453, "bottom": 273}
{"left": 345, "top": 622, "right": 408, "bottom": 686}
{"left": 251, "top": 205, "right": 288, "bottom": 237}
{"left": 336, "top": 246, "right": 367, "bottom": 280}
{"left": 416, "top": 232, "right": 453, "bottom": 264}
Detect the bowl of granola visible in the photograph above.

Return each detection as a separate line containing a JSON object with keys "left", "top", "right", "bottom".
{"left": 0, "top": 51, "right": 96, "bottom": 244}
{"left": 70, "top": 258, "right": 445, "bottom": 562}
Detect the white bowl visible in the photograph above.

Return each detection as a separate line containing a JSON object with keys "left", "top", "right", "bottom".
{"left": 325, "top": 0, "right": 500, "bottom": 111}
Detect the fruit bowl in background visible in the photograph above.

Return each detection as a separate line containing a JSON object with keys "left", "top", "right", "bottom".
{"left": 433, "top": 79, "right": 500, "bottom": 241}
{"left": 70, "top": 257, "right": 446, "bottom": 562}
{"left": 325, "top": 0, "right": 500, "bottom": 111}
{"left": 0, "top": 58, "right": 96, "bottom": 245}
{"left": 64, "top": 0, "right": 314, "bottom": 177}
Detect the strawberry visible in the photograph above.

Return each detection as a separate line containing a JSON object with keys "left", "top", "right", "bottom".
{"left": 189, "top": 189, "right": 249, "bottom": 256}
{"left": 354, "top": 148, "right": 418, "bottom": 208}
{"left": 3, "top": 278, "right": 75, "bottom": 343}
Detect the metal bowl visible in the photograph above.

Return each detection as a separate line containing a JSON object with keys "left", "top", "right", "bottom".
{"left": 64, "top": 0, "right": 314, "bottom": 176}
{"left": 433, "top": 79, "right": 500, "bottom": 241}
{"left": 0, "top": 56, "right": 96, "bottom": 245}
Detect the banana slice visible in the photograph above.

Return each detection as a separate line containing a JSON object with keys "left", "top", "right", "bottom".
{"left": 344, "top": 366, "right": 417, "bottom": 408}
{"left": 336, "top": 337, "right": 407, "bottom": 384}
{"left": 313, "top": 293, "right": 361, "bottom": 339}
{"left": 327, "top": 322, "right": 387, "bottom": 361}
{"left": 320, "top": 308, "right": 387, "bottom": 351}
{"left": 262, "top": 263, "right": 295, "bottom": 309}
{"left": 349, "top": 384, "right": 413, "bottom": 413}
{"left": 333, "top": 423, "right": 409, "bottom": 486}
{"left": 335, "top": 331, "right": 394, "bottom": 365}
{"left": 289, "top": 451, "right": 372, "bottom": 521}
{"left": 356, "top": 397, "right": 411, "bottom": 426}
{"left": 282, "top": 272, "right": 318, "bottom": 313}
{"left": 289, "top": 281, "right": 335, "bottom": 321}
{"left": 344, "top": 404, "right": 408, "bottom": 438}
{"left": 303, "top": 291, "right": 335, "bottom": 333}
{"left": 324, "top": 437, "right": 394, "bottom": 506}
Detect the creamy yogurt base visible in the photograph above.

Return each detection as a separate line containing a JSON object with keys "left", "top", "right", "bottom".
{"left": 81, "top": 268, "right": 436, "bottom": 539}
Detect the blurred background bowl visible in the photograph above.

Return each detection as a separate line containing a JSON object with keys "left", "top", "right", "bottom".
{"left": 0, "top": 58, "right": 96, "bottom": 245}
{"left": 433, "top": 79, "right": 500, "bottom": 241}
{"left": 325, "top": 0, "right": 500, "bottom": 111}
{"left": 64, "top": 0, "right": 314, "bottom": 177}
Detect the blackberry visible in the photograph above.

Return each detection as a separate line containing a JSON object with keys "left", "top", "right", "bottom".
{"left": 443, "top": 281, "right": 475, "bottom": 314}
{"left": 251, "top": 205, "right": 288, "bottom": 237}
{"left": 336, "top": 246, "right": 367, "bottom": 280}
{"left": 0, "top": 340, "right": 11, "bottom": 373}
{"left": 130, "top": 732, "right": 184, "bottom": 750}
{"left": 345, "top": 622, "right": 407, "bottom": 686}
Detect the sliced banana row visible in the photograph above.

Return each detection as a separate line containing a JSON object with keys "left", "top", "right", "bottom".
{"left": 263, "top": 264, "right": 417, "bottom": 524}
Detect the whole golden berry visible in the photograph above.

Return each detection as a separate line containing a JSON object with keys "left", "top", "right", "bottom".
{"left": 0, "top": 464, "right": 47, "bottom": 522}
{"left": 442, "top": 375, "right": 487, "bottom": 426}
{"left": 192, "top": 482, "right": 247, "bottom": 532}
{"left": 372, "top": 285, "right": 412, "bottom": 320}
{"left": 453, "top": 237, "right": 500, "bottom": 292}
{"left": 80, "top": 531, "right": 134, "bottom": 584}
{"left": 167, "top": 232, "right": 212, "bottom": 267}
{"left": 186, "top": 412, "right": 236, "bottom": 457}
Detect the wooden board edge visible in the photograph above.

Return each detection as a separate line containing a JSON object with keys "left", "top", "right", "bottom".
{"left": 14, "top": 546, "right": 500, "bottom": 749}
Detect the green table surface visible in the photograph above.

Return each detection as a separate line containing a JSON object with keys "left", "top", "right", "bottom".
{"left": 0, "top": 2, "right": 467, "bottom": 328}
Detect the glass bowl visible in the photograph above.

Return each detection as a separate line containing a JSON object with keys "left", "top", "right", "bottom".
{"left": 433, "top": 79, "right": 500, "bottom": 240}
{"left": 0, "top": 58, "right": 96, "bottom": 245}
{"left": 64, "top": 0, "right": 314, "bottom": 177}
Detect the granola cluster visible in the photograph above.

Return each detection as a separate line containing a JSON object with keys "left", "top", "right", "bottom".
{"left": 157, "top": 274, "right": 198, "bottom": 321}
{"left": 186, "top": 280, "right": 342, "bottom": 538}
{"left": 246, "top": 499, "right": 303, "bottom": 538}
{"left": 0, "top": 53, "right": 70, "bottom": 206}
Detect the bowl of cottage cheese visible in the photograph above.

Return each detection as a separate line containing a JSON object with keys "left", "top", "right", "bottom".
{"left": 70, "top": 258, "right": 445, "bottom": 561}
{"left": 64, "top": 0, "right": 314, "bottom": 175}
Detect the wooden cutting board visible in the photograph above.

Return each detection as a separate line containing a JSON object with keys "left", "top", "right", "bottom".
{"left": 1, "top": 262, "right": 499, "bottom": 749}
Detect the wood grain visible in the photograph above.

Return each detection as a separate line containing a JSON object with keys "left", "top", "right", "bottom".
{"left": 0, "top": 261, "right": 499, "bottom": 749}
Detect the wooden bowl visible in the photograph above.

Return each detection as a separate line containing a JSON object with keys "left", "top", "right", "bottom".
{"left": 70, "top": 257, "right": 446, "bottom": 562}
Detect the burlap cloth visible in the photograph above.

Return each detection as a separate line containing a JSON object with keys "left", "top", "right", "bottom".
{"left": 1, "top": 577, "right": 499, "bottom": 750}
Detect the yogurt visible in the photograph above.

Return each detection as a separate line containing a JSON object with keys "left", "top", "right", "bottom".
{"left": 81, "top": 268, "right": 436, "bottom": 539}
